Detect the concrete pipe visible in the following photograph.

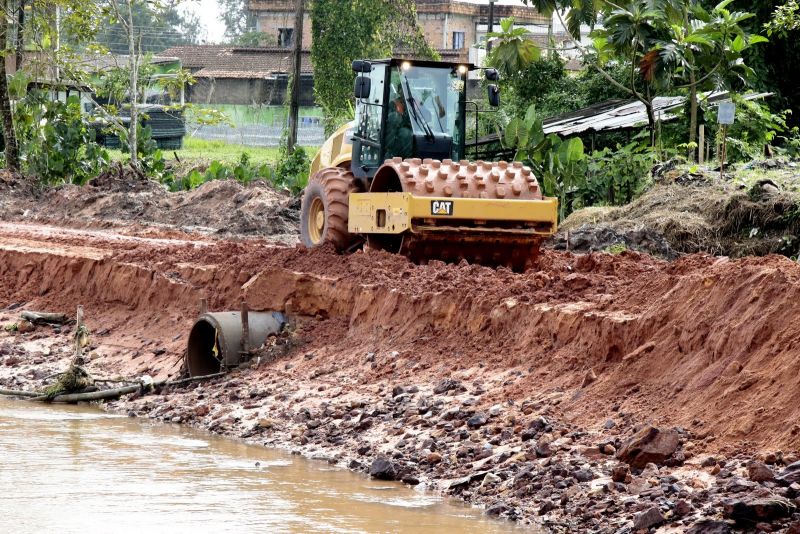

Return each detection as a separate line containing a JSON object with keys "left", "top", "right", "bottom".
{"left": 186, "top": 311, "right": 287, "bottom": 377}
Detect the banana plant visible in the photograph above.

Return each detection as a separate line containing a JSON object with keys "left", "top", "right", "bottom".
{"left": 504, "top": 104, "right": 585, "bottom": 221}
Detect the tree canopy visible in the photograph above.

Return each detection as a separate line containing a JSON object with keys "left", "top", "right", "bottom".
{"left": 93, "top": 2, "right": 201, "bottom": 54}
{"left": 495, "top": 0, "right": 766, "bottom": 147}
{"left": 218, "top": 0, "right": 256, "bottom": 43}
{"left": 310, "top": 0, "right": 437, "bottom": 133}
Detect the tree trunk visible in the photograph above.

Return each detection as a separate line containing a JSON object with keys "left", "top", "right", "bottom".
{"left": 642, "top": 84, "right": 657, "bottom": 149}
{"left": 0, "top": 10, "right": 20, "bottom": 171}
{"left": 15, "top": 0, "right": 25, "bottom": 71}
{"left": 689, "top": 72, "right": 698, "bottom": 162}
{"left": 286, "top": 0, "right": 304, "bottom": 153}
{"left": 126, "top": 0, "right": 139, "bottom": 168}
{"left": 644, "top": 100, "right": 656, "bottom": 148}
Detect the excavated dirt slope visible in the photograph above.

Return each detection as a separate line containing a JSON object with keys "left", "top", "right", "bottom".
{"left": 1, "top": 220, "right": 799, "bottom": 453}
{"left": 0, "top": 167, "right": 299, "bottom": 240}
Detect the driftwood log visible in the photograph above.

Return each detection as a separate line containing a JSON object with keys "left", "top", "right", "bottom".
{"left": 0, "top": 388, "right": 41, "bottom": 398}
{"left": 0, "top": 372, "right": 227, "bottom": 403}
{"left": 41, "top": 385, "right": 141, "bottom": 403}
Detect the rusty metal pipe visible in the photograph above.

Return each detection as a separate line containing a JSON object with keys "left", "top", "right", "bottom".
{"left": 186, "top": 311, "right": 286, "bottom": 377}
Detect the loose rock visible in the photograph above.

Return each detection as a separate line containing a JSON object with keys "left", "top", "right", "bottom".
{"left": 617, "top": 426, "right": 680, "bottom": 468}
{"left": 633, "top": 506, "right": 665, "bottom": 530}
{"left": 747, "top": 461, "right": 775, "bottom": 483}
{"left": 369, "top": 457, "right": 397, "bottom": 481}
{"left": 723, "top": 497, "right": 797, "bottom": 525}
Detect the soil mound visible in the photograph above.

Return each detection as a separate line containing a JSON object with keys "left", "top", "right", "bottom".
{"left": 557, "top": 161, "right": 800, "bottom": 259}
{"left": 0, "top": 165, "right": 299, "bottom": 241}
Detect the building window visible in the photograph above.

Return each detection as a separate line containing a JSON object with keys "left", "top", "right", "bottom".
{"left": 278, "top": 28, "right": 294, "bottom": 48}
{"left": 452, "top": 31, "right": 465, "bottom": 50}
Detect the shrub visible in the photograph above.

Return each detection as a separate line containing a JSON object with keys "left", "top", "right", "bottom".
{"left": 274, "top": 146, "right": 311, "bottom": 195}
{"left": 702, "top": 96, "right": 789, "bottom": 162}
{"left": 166, "top": 152, "right": 275, "bottom": 191}
{"left": 15, "top": 92, "right": 110, "bottom": 185}
{"left": 580, "top": 143, "right": 656, "bottom": 208}
{"left": 119, "top": 123, "right": 166, "bottom": 179}
{"left": 164, "top": 147, "right": 310, "bottom": 196}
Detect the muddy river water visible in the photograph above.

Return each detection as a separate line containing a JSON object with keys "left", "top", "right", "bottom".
{"left": 0, "top": 398, "right": 529, "bottom": 533}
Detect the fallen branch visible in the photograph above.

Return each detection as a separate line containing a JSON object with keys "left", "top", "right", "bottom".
{"left": 45, "top": 384, "right": 141, "bottom": 403}
{"left": 161, "top": 372, "right": 226, "bottom": 388}
{"left": 3, "top": 372, "right": 227, "bottom": 404}
{"left": 0, "top": 388, "right": 42, "bottom": 398}
{"left": 21, "top": 311, "right": 69, "bottom": 325}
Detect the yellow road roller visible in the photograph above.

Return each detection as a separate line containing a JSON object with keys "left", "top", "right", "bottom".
{"left": 301, "top": 58, "right": 558, "bottom": 271}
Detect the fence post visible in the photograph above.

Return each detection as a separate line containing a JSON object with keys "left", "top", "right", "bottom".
{"left": 698, "top": 125, "right": 705, "bottom": 164}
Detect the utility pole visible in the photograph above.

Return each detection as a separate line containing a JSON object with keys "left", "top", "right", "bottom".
{"left": 486, "top": 0, "right": 496, "bottom": 54}
{"left": 286, "top": 0, "right": 304, "bottom": 153}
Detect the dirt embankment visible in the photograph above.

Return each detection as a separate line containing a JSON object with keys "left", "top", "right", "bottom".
{"left": 2, "top": 222, "right": 800, "bottom": 531}
{"left": 555, "top": 159, "right": 800, "bottom": 260}
{"left": 0, "top": 166, "right": 299, "bottom": 241}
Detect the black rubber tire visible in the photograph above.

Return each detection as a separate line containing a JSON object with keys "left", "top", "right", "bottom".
{"left": 300, "top": 167, "right": 361, "bottom": 251}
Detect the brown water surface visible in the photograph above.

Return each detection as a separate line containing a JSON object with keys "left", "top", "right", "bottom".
{"left": 0, "top": 398, "right": 530, "bottom": 533}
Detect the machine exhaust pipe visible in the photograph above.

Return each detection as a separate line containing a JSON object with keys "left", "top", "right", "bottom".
{"left": 186, "top": 311, "right": 287, "bottom": 377}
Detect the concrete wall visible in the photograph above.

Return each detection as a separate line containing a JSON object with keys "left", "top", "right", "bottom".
{"left": 417, "top": 12, "right": 475, "bottom": 51}
{"left": 186, "top": 75, "right": 314, "bottom": 106}
{"left": 255, "top": 12, "right": 313, "bottom": 48}
{"left": 248, "top": 1, "right": 549, "bottom": 65}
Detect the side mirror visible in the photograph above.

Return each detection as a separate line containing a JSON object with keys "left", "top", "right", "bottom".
{"left": 351, "top": 60, "right": 372, "bottom": 73}
{"left": 488, "top": 84, "right": 500, "bottom": 107}
{"left": 354, "top": 76, "right": 371, "bottom": 99}
{"left": 485, "top": 68, "right": 500, "bottom": 82}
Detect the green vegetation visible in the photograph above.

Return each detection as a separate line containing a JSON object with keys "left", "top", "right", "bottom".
{"left": 503, "top": 1, "right": 765, "bottom": 148}
{"left": 505, "top": 104, "right": 656, "bottom": 220}
{"left": 110, "top": 137, "right": 317, "bottom": 167}
{"left": 218, "top": 0, "right": 257, "bottom": 42}
{"left": 164, "top": 146, "right": 311, "bottom": 195}
{"left": 15, "top": 93, "right": 111, "bottom": 185}
{"left": 94, "top": 0, "right": 200, "bottom": 54}
{"left": 603, "top": 243, "right": 629, "bottom": 255}
{"left": 482, "top": 2, "right": 799, "bottom": 225}
{"left": 167, "top": 138, "right": 280, "bottom": 164}
{"left": 504, "top": 105, "right": 586, "bottom": 221}
{"left": 486, "top": 17, "right": 541, "bottom": 78}
{"left": 191, "top": 105, "right": 323, "bottom": 127}
{"left": 310, "top": 0, "right": 437, "bottom": 133}
{"left": 583, "top": 143, "right": 656, "bottom": 208}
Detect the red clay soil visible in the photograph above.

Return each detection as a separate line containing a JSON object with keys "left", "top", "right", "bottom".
{"left": 1, "top": 221, "right": 799, "bottom": 454}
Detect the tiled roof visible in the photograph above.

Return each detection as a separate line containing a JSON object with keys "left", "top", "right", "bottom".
{"left": 161, "top": 45, "right": 313, "bottom": 78}
{"left": 161, "top": 45, "right": 467, "bottom": 79}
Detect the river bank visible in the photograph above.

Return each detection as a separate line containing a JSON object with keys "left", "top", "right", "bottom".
{"left": 3, "top": 317, "right": 800, "bottom": 533}
{"left": 2, "top": 221, "right": 800, "bottom": 531}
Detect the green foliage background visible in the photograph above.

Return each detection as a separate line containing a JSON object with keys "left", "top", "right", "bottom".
{"left": 310, "top": 0, "right": 438, "bottom": 134}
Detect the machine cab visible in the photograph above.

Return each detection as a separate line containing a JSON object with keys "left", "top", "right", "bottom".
{"left": 350, "top": 58, "right": 499, "bottom": 183}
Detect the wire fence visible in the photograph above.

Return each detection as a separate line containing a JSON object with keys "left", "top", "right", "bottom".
{"left": 186, "top": 105, "right": 326, "bottom": 147}
{"left": 187, "top": 123, "right": 326, "bottom": 147}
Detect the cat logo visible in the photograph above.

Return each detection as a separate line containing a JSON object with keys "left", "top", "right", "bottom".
{"left": 431, "top": 200, "right": 454, "bottom": 216}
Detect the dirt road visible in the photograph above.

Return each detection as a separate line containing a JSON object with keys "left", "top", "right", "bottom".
{"left": 2, "top": 220, "right": 800, "bottom": 531}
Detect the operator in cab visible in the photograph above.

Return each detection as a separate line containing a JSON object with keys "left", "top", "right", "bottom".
{"left": 385, "top": 92, "right": 413, "bottom": 159}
